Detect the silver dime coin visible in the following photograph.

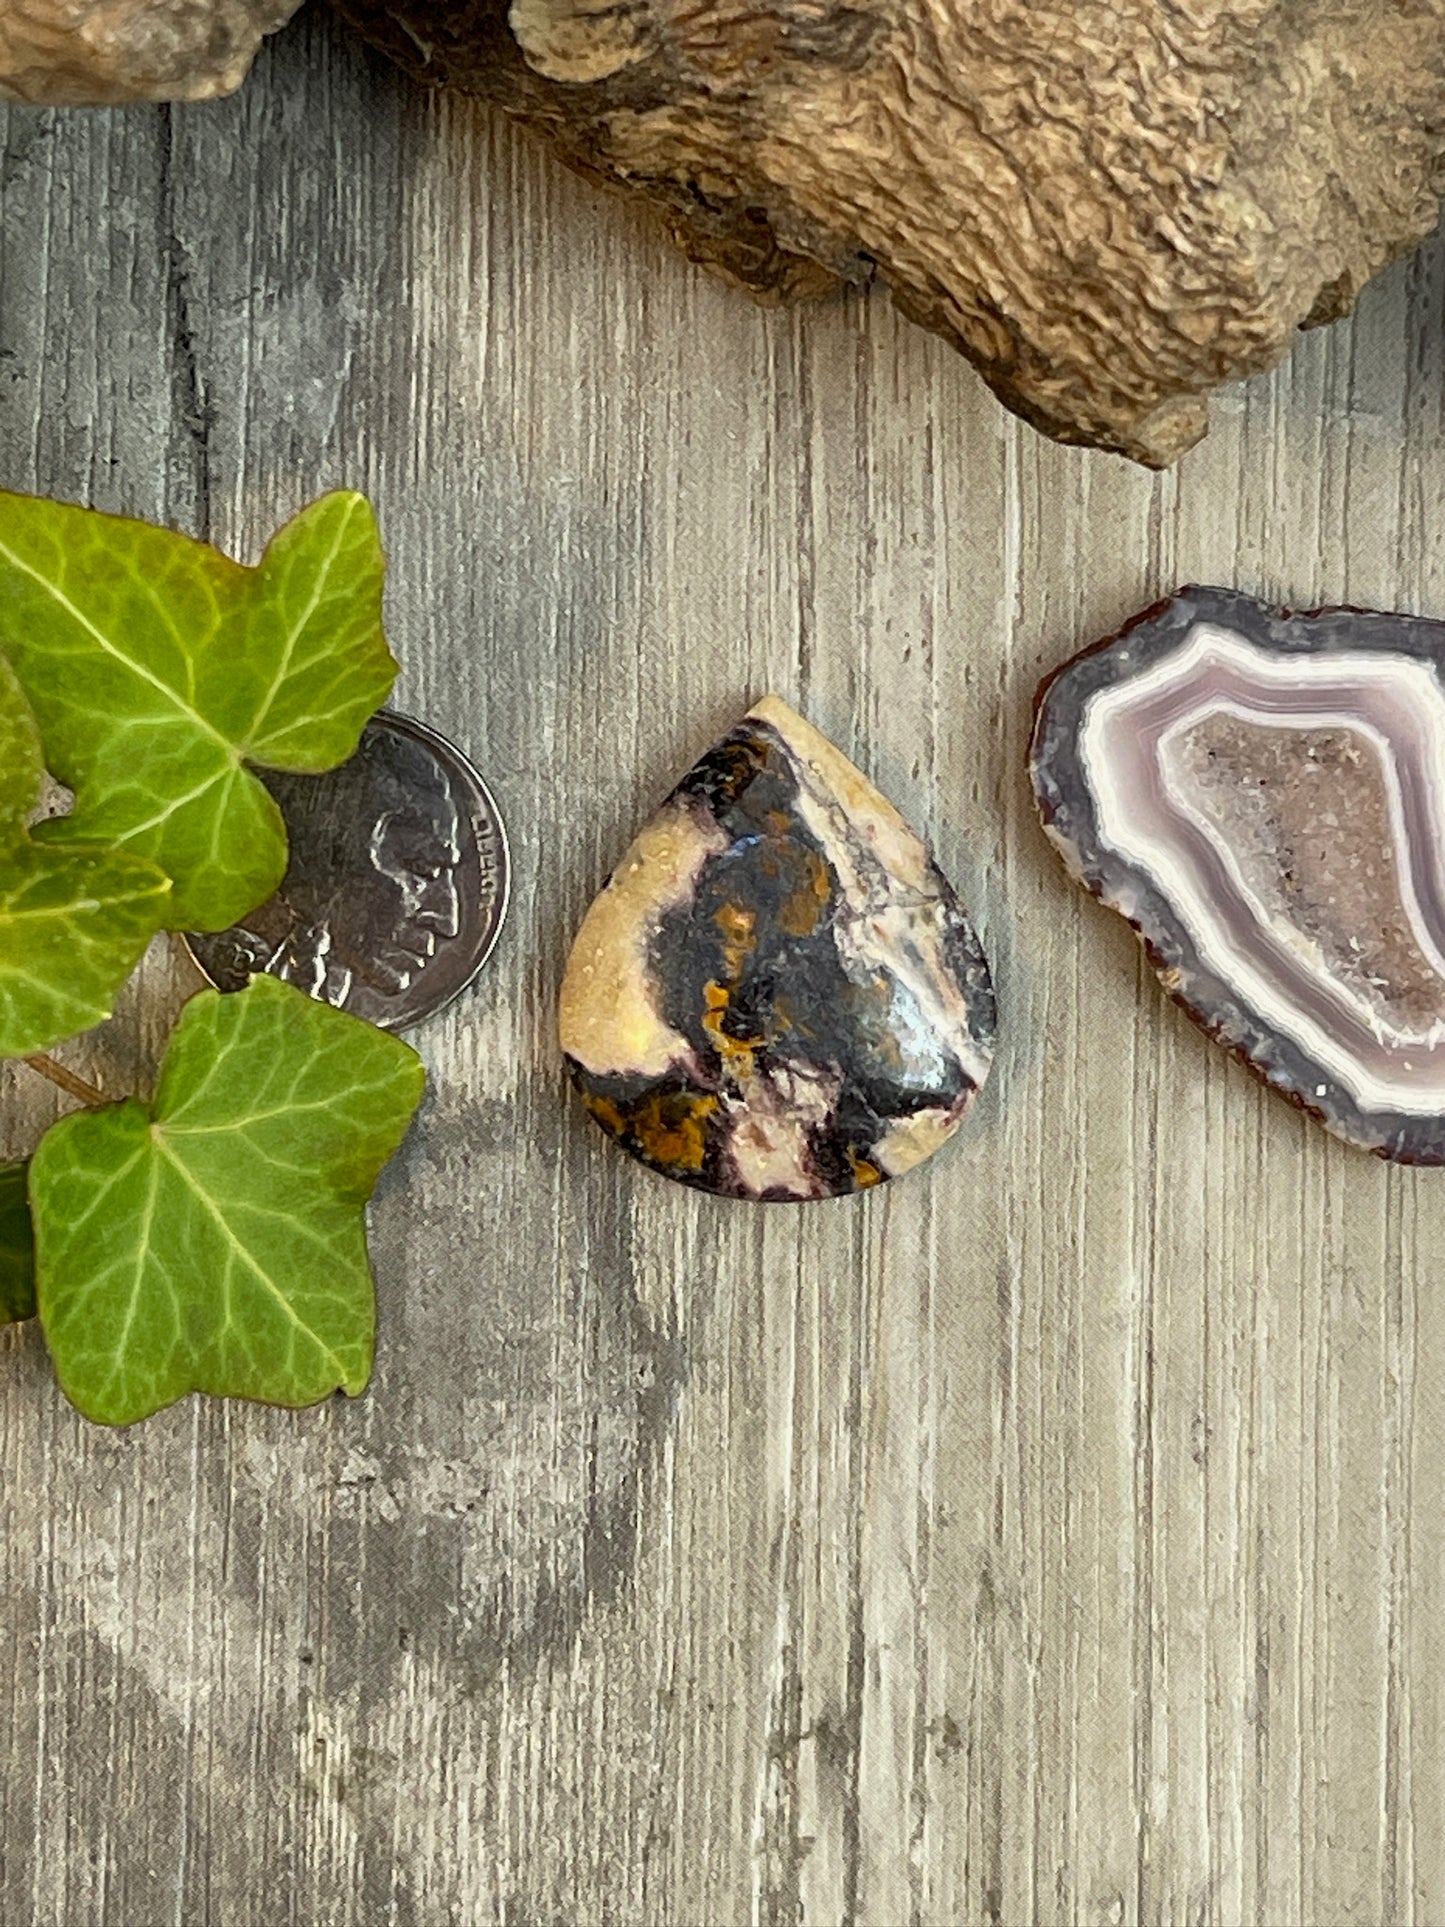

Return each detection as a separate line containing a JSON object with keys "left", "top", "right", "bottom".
{"left": 183, "top": 712, "right": 509, "bottom": 1032}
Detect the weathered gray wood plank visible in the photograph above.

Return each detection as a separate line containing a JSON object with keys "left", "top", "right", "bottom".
{"left": 4, "top": 11, "right": 1445, "bottom": 1922}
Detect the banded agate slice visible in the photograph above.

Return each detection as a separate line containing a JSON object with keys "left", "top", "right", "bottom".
{"left": 559, "top": 698, "right": 995, "bottom": 1200}
{"left": 1030, "top": 587, "right": 1445, "bottom": 1161}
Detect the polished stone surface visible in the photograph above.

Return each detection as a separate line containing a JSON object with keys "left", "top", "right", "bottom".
{"left": 1031, "top": 586, "right": 1445, "bottom": 1161}
{"left": 559, "top": 697, "right": 995, "bottom": 1199}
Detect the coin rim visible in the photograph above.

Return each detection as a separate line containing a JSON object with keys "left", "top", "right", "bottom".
{"left": 178, "top": 708, "right": 511, "bottom": 1032}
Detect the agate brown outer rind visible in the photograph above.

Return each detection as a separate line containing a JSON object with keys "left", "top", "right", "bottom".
{"left": 1030, "top": 587, "right": 1445, "bottom": 1163}
{"left": 559, "top": 697, "right": 994, "bottom": 1200}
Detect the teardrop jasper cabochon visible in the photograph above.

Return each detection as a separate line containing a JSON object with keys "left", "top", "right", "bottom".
{"left": 559, "top": 697, "right": 995, "bottom": 1201}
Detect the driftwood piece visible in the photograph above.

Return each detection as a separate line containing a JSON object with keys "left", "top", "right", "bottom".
{"left": 331, "top": 0, "right": 1445, "bottom": 464}
{"left": 0, "top": 0, "right": 303, "bottom": 104}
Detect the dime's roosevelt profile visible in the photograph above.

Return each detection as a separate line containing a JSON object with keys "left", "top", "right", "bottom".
{"left": 186, "top": 713, "right": 509, "bottom": 1032}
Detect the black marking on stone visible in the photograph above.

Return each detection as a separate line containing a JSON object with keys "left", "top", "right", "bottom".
{"left": 569, "top": 715, "right": 993, "bottom": 1200}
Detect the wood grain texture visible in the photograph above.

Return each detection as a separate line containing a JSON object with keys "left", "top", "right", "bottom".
{"left": 3, "top": 13, "right": 1445, "bottom": 1924}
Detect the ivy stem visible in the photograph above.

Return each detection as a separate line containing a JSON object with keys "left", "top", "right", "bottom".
{"left": 23, "top": 1055, "right": 109, "bottom": 1108}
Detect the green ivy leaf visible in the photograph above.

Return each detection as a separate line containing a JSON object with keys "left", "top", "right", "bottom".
{"left": 0, "top": 651, "right": 171, "bottom": 1057}
{"left": 30, "top": 974, "right": 425, "bottom": 1425}
{"left": 0, "top": 491, "right": 398, "bottom": 931}
{"left": 0, "top": 646, "right": 44, "bottom": 832}
{"left": 0, "top": 1163, "right": 36, "bottom": 1325}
